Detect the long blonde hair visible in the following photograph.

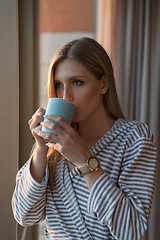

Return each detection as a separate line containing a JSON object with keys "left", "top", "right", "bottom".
{"left": 47, "top": 37, "right": 125, "bottom": 186}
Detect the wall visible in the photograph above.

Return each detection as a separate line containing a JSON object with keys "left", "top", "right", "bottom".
{"left": 0, "top": 0, "right": 19, "bottom": 239}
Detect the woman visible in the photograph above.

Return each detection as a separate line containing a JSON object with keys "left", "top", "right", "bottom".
{"left": 12, "top": 37, "right": 157, "bottom": 240}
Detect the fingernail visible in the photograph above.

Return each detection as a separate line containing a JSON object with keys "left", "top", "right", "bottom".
{"left": 44, "top": 114, "right": 48, "bottom": 118}
{"left": 35, "top": 130, "right": 39, "bottom": 134}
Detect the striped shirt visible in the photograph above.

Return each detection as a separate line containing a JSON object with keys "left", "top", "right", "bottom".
{"left": 12, "top": 119, "right": 157, "bottom": 240}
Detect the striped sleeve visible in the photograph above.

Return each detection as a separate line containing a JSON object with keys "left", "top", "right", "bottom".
{"left": 12, "top": 158, "right": 48, "bottom": 226}
{"left": 87, "top": 128, "right": 157, "bottom": 240}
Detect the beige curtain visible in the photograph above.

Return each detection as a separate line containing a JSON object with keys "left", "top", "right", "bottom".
{"left": 96, "top": 0, "right": 160, "bottom": 239}
{"left": 96, "top": 0, "right": 117, "bottom": 66}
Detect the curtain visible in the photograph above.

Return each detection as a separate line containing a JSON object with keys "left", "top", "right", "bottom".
{"left": 96, "top": 0, "right": 160, "bottom": 239}
{"left": 96, "top": 0, "right": 117, "bottom": 66}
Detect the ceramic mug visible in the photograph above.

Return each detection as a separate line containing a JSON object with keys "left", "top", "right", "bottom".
{"left": 42, "top": 98, "right": 76, "bottom": 135}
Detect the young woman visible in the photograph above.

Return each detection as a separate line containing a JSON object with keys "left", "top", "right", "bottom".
{"left": 12, "top": 37, "right": 157, "bottom": 240}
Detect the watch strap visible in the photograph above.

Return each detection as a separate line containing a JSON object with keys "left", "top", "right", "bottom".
{"left": 75, "top": 163, "right": 91, "bottom": 176}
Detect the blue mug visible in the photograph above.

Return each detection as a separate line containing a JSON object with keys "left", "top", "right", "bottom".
{"left": 42, "top": 98, "right": 75, "bottom": 135}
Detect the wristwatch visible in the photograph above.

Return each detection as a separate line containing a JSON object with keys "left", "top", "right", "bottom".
{"left": 75, "top": 156, "right": 100, "bottom": 176}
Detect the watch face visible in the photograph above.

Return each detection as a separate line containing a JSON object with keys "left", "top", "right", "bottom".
{"left": 88, "top": 157, "right": 99, "bottom": 171}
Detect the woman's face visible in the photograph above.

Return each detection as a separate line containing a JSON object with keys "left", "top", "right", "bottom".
{"left": 54, "top": 59, "right": 108, "bottom": 123}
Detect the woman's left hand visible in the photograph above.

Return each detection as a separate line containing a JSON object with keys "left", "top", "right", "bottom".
{"left": 36, "top": 115, "right": 91, "bottom": 167}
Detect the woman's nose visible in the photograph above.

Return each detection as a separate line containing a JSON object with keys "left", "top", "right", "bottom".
{"left": 63, "top": 87, "right": 74, "bottom": 101}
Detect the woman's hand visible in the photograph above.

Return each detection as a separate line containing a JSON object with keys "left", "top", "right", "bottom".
{"left": 36, "top": 115, "right": 91, "bottom": 167}
{"left": 28, "top": 107, "right": 49, "bottom": 182}
{"left": 28, "top": 107, "right": 47, "bottom": 149}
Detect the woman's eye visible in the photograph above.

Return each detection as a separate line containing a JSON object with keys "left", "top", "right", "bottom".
{"left": 73, "top": 80, "right": 83, "bottom": 86}
{"left": 54, "top": 82, "right": 63, "bottom": 89}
